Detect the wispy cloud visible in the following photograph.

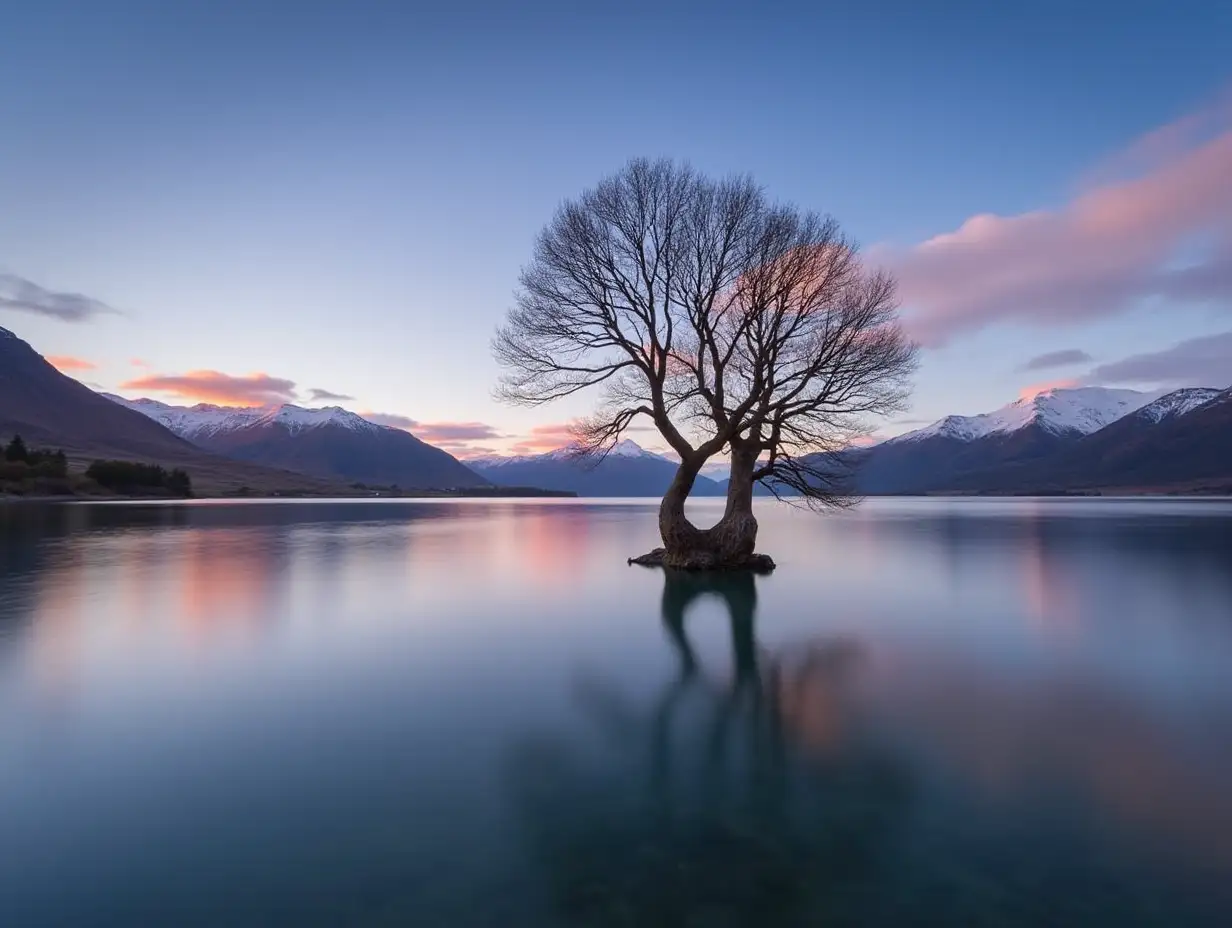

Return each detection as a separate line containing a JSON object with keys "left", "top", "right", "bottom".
{"left": 0, "top": 273, "right": 117, "bottom": 322}
{"left": 362, "top": 411, "right": 502, "bottom": 442}
{"left": 1086, "top": 331, "right": 1232, "bottom": 388}
{"left": 881, "top": 91, "right": 1232, "bottom": 346}
{"left": 46, "top": 355, "right": 97, "bottom": 372}
{"left": 416, "top": 422, "right": 502, "bottom": 442}
{"left": 121, "top": 370, "right": 298, "bottom": 406}
{"left": 1021, "top": 349, "right": 1094, "bottom": 371}
{"left": 452, "top": 445, "right": 501, "bottom": 460}
{"left": 307, "top": 387, "right": 355, "bottom": 402}
{"left": 362, "top": 411, "right": 418, "bottom": 430}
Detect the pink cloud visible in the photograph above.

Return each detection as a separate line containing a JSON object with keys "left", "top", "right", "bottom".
{"left": 882, "top": 92, "right": 1232, "bottom": 346}
{"left": 1018, "top": 378, "right": 1080, "bottom": 402}
{"left": 121, "top": 370, "right": 297, "bottom": 406}
{"left": 508, "top": 422, "right": 580, "bottom": 455}
{"left": 46, "top": 355, "right": 97, "bottom": 372}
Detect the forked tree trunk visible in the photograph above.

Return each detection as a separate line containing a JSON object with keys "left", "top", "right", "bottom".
{"left": 634, "top": 447, "right": 773, "bottom": 572}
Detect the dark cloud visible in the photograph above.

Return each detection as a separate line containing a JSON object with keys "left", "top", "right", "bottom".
{"left": 122, "top": 370, "right": 298, "bottom": 406}
{"left": 0, "top": 273, "right": 117, "bottom": 322}
{"left": 1021, "top": 349, "right": 1094, "bottom": 371}
{"left": 1087, "top": 331, "right": 1232, "bottom": 388}
{"left": 307, "top": 387, "right": 355, "bottom": 402}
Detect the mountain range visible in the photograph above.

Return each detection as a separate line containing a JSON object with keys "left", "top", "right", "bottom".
{"left": 846, "top": 384, "right": 1231, "bottom": 495}
{"left": 468, "top": 439, "right": 726, "bottom": 497}
{"left": 0, "top": 326, "right": 338, "bottom": 495}
{"left": 3, "top": 322, "right": 1228, "bottom": 497}
{"left": 106, "top": 396, "right": 488, "bottom": 490}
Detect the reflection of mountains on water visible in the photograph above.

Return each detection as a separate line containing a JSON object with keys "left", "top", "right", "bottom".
{"left": 509, "top": 568, "right": 913, "bottom": 927}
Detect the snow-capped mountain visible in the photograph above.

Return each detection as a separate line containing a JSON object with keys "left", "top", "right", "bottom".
{"left": 854, "top": 386, "right": 1196, "bottom": 494}
{"left": 1130, "top": 387, "right": 1224, "bottom": 423}
{"left": 892, "top": 387, "right": 1164, "bottom": 444}
{"left": 0, "top": 327, "right": 339, "bottom": 494}
{"left": 468, "top": 437, "right": 721, "bottom": 497}
{"left": 938, "top": 384, "right": 1232, "bottom": 494}
{"left": 103, "top": 394, "right": 487, "bottom": 490}
{"left": 103, "top": 396, "right": 384, "bottom": 440}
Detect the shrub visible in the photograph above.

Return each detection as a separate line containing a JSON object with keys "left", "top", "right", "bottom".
{"left": 85, "top": 460, "right": 193, "bottom": 497}
{"left": 4, "top": 435, "right": 29, "bottom": 463}
{"left": 166, "top": 469, "right": 193, "bottom": 497}
{"left": 27, "top": 449, "right": 67, "bottom": 478}
{"left": 0, "top": 460, "right": 30, "bottom": 481}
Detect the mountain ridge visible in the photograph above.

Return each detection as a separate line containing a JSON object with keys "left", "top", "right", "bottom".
{"left": 0, "top": 327, "right": 342, "bottom": 494}
{"left": 469, "top": 438, "right": 723, "bottom": 497}
{"left": 105, "top": 393, "right": 488, "bottom": 490}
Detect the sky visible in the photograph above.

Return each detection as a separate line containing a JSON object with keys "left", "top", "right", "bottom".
{"left": 2, "top": 0, "right": 1230, "bottom": 458}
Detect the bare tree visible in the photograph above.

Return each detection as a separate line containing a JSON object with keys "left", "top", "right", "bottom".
{"left": 494, "top": 159, "right": 917, "bottom": 570}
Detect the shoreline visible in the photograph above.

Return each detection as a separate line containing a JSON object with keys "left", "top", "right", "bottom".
{"left": 6, "top": 491, "right": 1230, "bottom": 505}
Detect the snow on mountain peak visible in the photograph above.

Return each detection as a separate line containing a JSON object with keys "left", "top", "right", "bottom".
{"left": 258, "top": 404, "right": 379, "bottom": 434}
{"left": 103, "top": 395, "right": 385, "bottom": 439}
{"left": 610, "top": 438, "right": 649, "bottom": 457}
{"left": 895, "top": 386, "right": 1165, "bottom": 444}
{"left": 1132, "top": 387, "right": 1223, "bottom": 423}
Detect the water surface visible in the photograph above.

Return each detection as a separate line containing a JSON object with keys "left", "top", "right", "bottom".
{"left": 2, "top": 497, "right": 1232, "bottom": 926}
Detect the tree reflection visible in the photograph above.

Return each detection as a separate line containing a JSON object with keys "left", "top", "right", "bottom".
{"left": 508, "top": 568, "right": 912, "bottom": 926}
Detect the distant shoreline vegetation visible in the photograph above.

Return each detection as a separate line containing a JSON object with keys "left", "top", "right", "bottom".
{"left": 85, "top": 460, "right": 193, "bottom": 498}
{"left": 1, "top": 433, "right": 194, "bottom": 499}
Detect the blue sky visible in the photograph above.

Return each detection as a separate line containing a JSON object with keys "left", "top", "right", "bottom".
{"left": 2, "top": 0, "right": 1230, "bottom": 456}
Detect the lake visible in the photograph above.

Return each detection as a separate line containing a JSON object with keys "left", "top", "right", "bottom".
{"left": 2, "top": 497, "right": 1232, "bottom": 926}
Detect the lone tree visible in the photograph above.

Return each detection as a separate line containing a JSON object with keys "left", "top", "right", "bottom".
{"left": 494, "top": 159, "right": 917, "bottom": 570}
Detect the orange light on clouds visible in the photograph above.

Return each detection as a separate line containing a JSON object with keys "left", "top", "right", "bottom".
{"left": 1018, "top": 378, "right": 1079, "bottom": 402}
{"left": 508, "top": 421, "right": 581, "bottom": 455}
{"left": 120, "top": 370, "right": 298, "bottom": 406}
{"left": 46, "top": 355, "right": 97, "bottom": 372}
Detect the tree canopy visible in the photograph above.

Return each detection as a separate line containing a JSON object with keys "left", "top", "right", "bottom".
{"left": 494, "top": 159, "right": 917, "bottom": 568}
{"left": 494, "top": 158, "right": 917, "bottom": 505}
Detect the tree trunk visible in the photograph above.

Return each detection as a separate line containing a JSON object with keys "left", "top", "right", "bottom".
{"left": 709, "top": 443, "right": 760, "bottom": 564}
{"left": 632, "top": 446, "right": 773, "bottom": 572}
{"left": 658, "top": 456, "right": 708, "bottom": 557}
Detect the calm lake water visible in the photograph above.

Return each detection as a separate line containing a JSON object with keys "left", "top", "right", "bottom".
{"left": 2, "top": 497, "right": 1232, "bottom": 926}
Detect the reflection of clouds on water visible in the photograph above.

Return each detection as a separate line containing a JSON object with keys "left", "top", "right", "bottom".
{"left": 2, "top": 498, "right": 1231, "bottom": 924}
{"left": 867, "top": 640, "right": 1232, "bottom": 882}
